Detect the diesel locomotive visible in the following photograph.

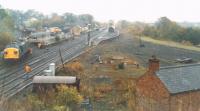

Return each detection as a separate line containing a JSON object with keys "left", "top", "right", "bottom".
{"left": 2, "top": 41, "right": 32, "bottom": 61}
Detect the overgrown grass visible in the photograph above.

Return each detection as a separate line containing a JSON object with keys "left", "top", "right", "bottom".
{"left": 63, "top": 40, "right": 147, "bottom": 111}
{"left": 141, "top": 36, "right": 200, "bottom": 52}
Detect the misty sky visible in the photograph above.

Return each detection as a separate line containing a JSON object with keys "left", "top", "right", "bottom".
{"left": 1, "top": 0, "right": 200, "bottom": 22}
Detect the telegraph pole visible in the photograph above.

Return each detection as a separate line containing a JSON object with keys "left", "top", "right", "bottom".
{"left": 87, "top": 24, "right": 91, "bottom": 46}
{"left": 87, "top": 31, "right": 91, "bottom": 45}
{"left": 59, "top": 47, "right": 65, "bottom": 70}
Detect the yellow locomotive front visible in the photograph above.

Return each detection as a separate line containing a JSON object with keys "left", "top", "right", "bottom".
{"left": 2, "top": 41, "right": 32, "bottom": 62}
{"left": 3, "top": 48, "right": 20, "bottom": 60}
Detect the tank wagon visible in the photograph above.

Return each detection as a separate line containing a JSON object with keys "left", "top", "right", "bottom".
{"left": 28, "top": 31, "right": 72, "bottom": 48}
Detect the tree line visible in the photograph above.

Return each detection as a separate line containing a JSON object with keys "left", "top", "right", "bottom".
{"left": 118, "top": 17, "right": 200, "bottom": 45}
{"left": 8, "top": 9, "right": 95, "bottom": 30}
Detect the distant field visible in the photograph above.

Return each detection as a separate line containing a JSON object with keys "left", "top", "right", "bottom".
{"left": 141, "top": 36, "right": 200, "bottom": 52}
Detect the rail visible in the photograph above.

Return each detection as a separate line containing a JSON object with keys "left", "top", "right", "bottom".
{"left": 0, "top": 29, "right": 117, "bottom": 100}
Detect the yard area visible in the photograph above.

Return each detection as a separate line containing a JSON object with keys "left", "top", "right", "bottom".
{"left": 5, "top": 32, "right": 200, "bottom": 111}
{"left": 57, "top": 36, "right": 146, "bottom": 111}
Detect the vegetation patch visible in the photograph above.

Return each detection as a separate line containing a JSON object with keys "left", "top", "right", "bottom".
{"left": 141, "top": 36, "right": 200, "bottom": 52}
{"left": 117, "top": 17, "right": 200, "bottom": 45}
{"left": 3, "top": 85, "right": 83, "bottom": 111}
{"left": 56, "top": 39, "right": 146, "bottom": 111}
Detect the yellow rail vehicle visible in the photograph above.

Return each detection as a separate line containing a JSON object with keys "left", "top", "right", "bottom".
{"left": 3, "top": 41, "right": 32, "bottom": 61}
{"left": 3, "top": 48, "right": 20, "bottom": 60}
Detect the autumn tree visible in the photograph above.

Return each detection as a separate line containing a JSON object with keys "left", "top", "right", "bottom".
{"left": 78, "top": 14, "right": 94, "bottom": 25}
{"left": 63, "top": 13, "right": 78, "bottom": 26}
{"left": 0, "top": 7, "right": 14, "bottom": 49}
{"left": 142, "top": 17, "right": 200, "bottom": 45}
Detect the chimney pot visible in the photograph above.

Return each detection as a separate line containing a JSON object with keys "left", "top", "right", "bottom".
{"left": 148, "top": 55, "right": 160, "bottom": 73}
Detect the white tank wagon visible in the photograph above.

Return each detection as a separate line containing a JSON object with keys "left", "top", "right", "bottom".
{"left": 32, "top": 76, "right": 80, "bottom": 93}
{"left": 28, "top": 32, "right": 72, "bottom": 48}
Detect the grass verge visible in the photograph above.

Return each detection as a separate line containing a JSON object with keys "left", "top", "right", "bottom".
{"left": 141, "top": 36, "right": 200, "bottom": 52}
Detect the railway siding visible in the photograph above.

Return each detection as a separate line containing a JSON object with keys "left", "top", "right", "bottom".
{"left": 0, "top": 29, "right": 117, "bottom": 99}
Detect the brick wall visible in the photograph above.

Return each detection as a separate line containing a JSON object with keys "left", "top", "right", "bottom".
{"left": 136, "top": 73, "right": 169, "bottom": 101}
{"left": 170, "top": 91, "right": 200, "bottom": 111}
{"left": 136, "top": 73, "right": 200, "bottom": 111}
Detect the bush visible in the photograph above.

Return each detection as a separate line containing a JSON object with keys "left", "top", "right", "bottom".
{"left": 64, "top": 61, "right": 84, "bottom": 75}
{"left": 3, "top": 85, "right": 83, "bottom": 111}
{"left": 56, "top": 85, "right": 83, "bottom": 106}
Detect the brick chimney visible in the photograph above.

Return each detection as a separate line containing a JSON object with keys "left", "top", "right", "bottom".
{"left": 148, "top": 55, "right": 160, "bottom": 73}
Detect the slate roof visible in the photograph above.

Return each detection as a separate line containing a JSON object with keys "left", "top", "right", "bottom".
{"left": 156, "top": 63, "right": 200, "bottom": 94}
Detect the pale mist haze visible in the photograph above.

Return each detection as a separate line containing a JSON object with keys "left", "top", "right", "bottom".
{"left": 1, "top": 0, "right": 200, "bottom": 22}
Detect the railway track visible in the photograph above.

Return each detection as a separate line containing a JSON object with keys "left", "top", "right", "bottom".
{"left": 6, "top": 44, "right": 86, "bottom": 98}
{"left": 0, "top": 31, "right": 99, "bottom": 80}
{"left": 0, "top": 37, "right": 85, "bottom": 81}
{"left": 0, "top": 34, "right": 84, "bottom": 74}
{"left": 0, "top": 31, "right": 98, "bottom": 73}
{"left": 0, "top": 43, "right": 83, "bottom": 91}
{"left": 0, "top": 30, "right": 107, "bottom": 99}
{"left": 3, "top": 44, "right": 85, "bottom": 98}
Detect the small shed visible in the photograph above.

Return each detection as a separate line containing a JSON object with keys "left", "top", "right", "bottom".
{"left": 32, "top": 76, "right": 80, "bottom": 93}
